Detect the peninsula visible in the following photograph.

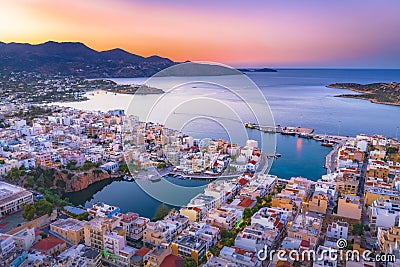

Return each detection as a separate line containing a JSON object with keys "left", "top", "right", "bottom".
{"left": 328, "top": 82, "right": 400, "bottom": 106}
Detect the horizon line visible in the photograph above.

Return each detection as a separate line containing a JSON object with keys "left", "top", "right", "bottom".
{"left": 2, "top": 40, "right": 400, "bottom": 70}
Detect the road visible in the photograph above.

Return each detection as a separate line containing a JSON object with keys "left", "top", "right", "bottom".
{"left": 357, "top": 154, "right": 369, "bottom": 197}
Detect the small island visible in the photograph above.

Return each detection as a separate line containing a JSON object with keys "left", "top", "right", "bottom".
{"left": 327, "top": 82, "right": 400, "bottom": 106}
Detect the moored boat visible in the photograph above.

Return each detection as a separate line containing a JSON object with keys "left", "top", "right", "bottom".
{"left": 321, "top": 142, "right": 334, "bottom": 147}
{"left": 298, "top": 132, "right": 313, "bottom": 139}
{"left": 123, "top": 175, "right": 134, "bottom": 181}
{"left": 281, "top": 129, "right": 296, "bottom": 136}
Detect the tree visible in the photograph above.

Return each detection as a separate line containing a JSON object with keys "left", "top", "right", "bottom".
{"left": 6, "top": 167, "right": 24, "bottom": 183}
{"left": 66, "top": 160, "right": 78, "bottom": 170}
{"left": 24, "top": 175, "right": 35, "bottom": 188}
{"left": 79, "top": 160, "right": 96, "bottom": 171}
{"left": 118, "top": 163, "right": 129, "bottom": 173}
{"left": 157, "top": 162, "right": 166, "bottom": 169}
{"left": 243, "top": 208, "right": 252, "bottom": 220}
{"left": 77, "top": 212, "right": 90, "bottom": 221}
{"left": 221, "top": 230, "right": 233, "bottom": 239}
{"left": 276, "top": 184, "right": 286, "bottom": 193}
{"left": 152, "top": 203, "right": 169, "bottom": 221}
{"left": 39, "top": 232, "right": 48, "bottom": 239}
{"left": 352, "top": 224, "right": 364, "bottom": 236}
{"left": 184, "top": 257, "right": 197, "bottom": 267}
{"left": 22, "top": 204, "right": 36, "bottom": 220}
{"left": 386, "top": 147, "right": 398, "bottom": 155}
{"left": 34, "top": 199, "right": 54, "bottom": 216}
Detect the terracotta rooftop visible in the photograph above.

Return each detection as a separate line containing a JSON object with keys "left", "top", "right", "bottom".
{"left": 238, "top": 178, "right": 249, "bottom": 186}
{"left": 160, "top": 254, "right": 184, "bottom": 267}
{"left": 135, "top": 247, "right": 151, "bottom": 257}
{"left": 238, "top": 197, "right": 255, "bottom": 208}
{"left": 32, "top": 236, "right": 65, "bottom": 251}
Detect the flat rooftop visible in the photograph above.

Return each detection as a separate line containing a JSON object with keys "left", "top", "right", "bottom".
{"left": 0, "top": 182, "right": 32, "bottom": 206}
{"left": 173, "top": 234, "right": 207, "bottom": 250}
{"left": 51, "top": 218, "right": 85, "bottom": 231}
{"left": 0, "top": 182, "right": 24, "bottom": 199}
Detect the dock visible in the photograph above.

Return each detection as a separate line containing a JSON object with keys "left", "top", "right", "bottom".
{"left": 245, "top": 123, "right": 314, "bottom": 134}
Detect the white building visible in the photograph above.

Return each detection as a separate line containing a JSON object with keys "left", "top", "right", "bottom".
{"left": 326, "top": 221, "right": 349, "bottom": 240}
{"left": 0, "top": 182, "right": 34, "bottom": 218}
{"left": 12, "top": 227, "right": 35, "bottom": 250}
{"left": 246, "top": 140, "right": 258, "bottom": 148}
{"left": 0, "top": 233, "right": 16, "bottom": 260}
{"left": 103, "top": 231, "right": 125, "bottom": 255}
{"left": 369, "top": 198, "right": 400, "bottom": 231}
{"left": 313, "top": 245, "right": 338, "bottom": 267}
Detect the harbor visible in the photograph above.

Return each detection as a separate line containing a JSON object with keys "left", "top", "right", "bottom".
{"left": 245, "top": 122, "right": 314, "bottom": 135}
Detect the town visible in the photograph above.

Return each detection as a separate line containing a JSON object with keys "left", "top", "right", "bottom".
{"left": 0, "top": 104, "right": 399, "bottom": 267}
{"left": 0, "top": 71, "right": 163, "bottom": 105}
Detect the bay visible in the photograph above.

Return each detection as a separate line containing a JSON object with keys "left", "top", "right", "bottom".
{"left": 63, "top": 69, "right": 400, "bottom": 218}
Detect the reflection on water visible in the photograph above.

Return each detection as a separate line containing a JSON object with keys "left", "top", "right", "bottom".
{"left": 59, "top": 69, "right": 400, "bottom": 216}
{"left": 296, "top": 138, "right": 303, "bottom": 152}
{"left": 65, "top": 176, "right": 210, "bottom": 218}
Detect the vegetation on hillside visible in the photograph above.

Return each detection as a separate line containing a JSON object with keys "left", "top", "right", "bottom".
{"left": 328, "top": 82, "right": 400, "bottom": 106}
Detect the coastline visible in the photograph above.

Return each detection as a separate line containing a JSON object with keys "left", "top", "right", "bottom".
{"left": 334, "top": 94, "right": 400, "bottom": 106}
{"left": 327, "top": 82, "right": 400, "bottom": 107}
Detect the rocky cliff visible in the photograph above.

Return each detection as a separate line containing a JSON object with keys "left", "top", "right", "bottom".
{"left": 52, "top": 168, "right": 111, "bottom": 192}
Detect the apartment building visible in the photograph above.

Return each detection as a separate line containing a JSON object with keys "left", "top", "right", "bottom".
{"left": 365, "top": 187, "right": 400, "bottom": 206}
{"left": 180, "top": 206, "right": 204, "bottom": 222}
{"left": 84, "top": 217, "right": 119, "bottom": 250}
{"left": 217, "top": 246, "right": 261, "bottom": 267}
{"left": 185, "top": 222, "right": 220, "bottom": 248}
{"left": 0, "top": 182, "right": 33, "bottom": 218}
{"left": 337, "top": 194, "right": 362, "bottom": 220}
{"left": 378, "top": 225, "right": 400, "bottom": 254}
{"left": 50, "top": 218, "right": 85, "bottom": 244}
{"left": 235, "top": 223, "right": 280, "bottom": 252}
{"left": 56, "top": 244, "right": 102, "bottom": 267}
{"left": 12, "top": 227, "right": 35, "bottom": 251}
{"left": 326, "top": 221, "right": 349, "bottom": 240}
{"left": 369, "top": 198, "right": 400, "bottom": 231}
{"left": 286, "top": 213, "right": 323, "bottom": 249}
{"left": 114, "top": 212, "right": 149, "bottom": 241}
{"left": 142, "top": 221, "right": 171, "bottom": 246}
{"left": 0, "top": 234, "right": 16, "bottom": 261}
{"left": 171, "top": 234, "right": 207, "bottom": 264}
{"left": 205, "top": 208, "right": 238, "bottom": 231}
{"left": 309, "top": 192, "right": 329, "bottom": 214}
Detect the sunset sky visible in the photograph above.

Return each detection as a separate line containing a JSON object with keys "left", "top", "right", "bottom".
{"left": 1, "top": 0, "right": 400, "bottom": 68}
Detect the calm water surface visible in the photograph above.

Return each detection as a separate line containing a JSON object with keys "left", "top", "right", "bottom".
{"left": 63, "top": 69, "right": 400, "bottom": 218}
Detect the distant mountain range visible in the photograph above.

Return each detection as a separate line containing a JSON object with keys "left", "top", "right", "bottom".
{"left": 0, "top": 41, "right": 176, "bottom": 77}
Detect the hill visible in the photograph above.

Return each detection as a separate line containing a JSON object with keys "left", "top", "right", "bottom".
{"left": 0, "top": 41, "right": 175, "bottom": 78}
{"left": 327, "top": 82, "right": 400, "bottom": 106}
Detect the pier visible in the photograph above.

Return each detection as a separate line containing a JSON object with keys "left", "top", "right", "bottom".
{"left": 245, "top": 123, "right": 314, "bottom": 135}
